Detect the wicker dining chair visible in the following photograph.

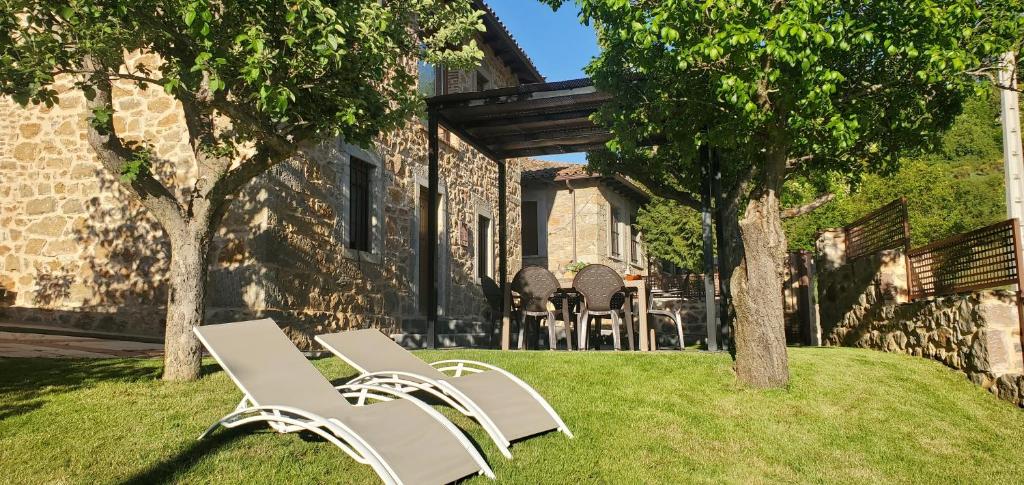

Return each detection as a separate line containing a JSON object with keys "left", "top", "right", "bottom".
{"left": 511, "top": 266, "right": 570, "bottom": 350}
{"left": 572, "top": 264, "right": 632, "bottom": 350}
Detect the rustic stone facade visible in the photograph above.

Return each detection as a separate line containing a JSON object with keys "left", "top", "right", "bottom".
{"left": 521, "top": 177, "right": 647, "bottom": 279}
{"left": 817, "top": 237, "right": 1024, "bottom": 407}
{"left": 0, "top": 46, "right": 525, "bottom": 346}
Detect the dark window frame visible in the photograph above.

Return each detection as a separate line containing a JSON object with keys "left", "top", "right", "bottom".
{"left": 349, "top": 156, "right": 374, "bottom": 252}
{"left": 521, "top": 200, "right": 540, "bottom": 257}
{"left": 477, "top": 214, "right": 492, "bottom": 279}
{"left": 630, "top": 213, "right": 641, "bottom": 264}
{"left": 610, "top": 206, "right": 622, "bottom": 258}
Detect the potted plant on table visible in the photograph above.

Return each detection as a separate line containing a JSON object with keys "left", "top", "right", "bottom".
{"left": 564, "top": 261, "right": 588, "bottom": 280}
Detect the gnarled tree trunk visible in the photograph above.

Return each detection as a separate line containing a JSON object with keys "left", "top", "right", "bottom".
{"left": 731, "top": 145, "right": 790, "bottom": 388}
{"left": 161, "top": 221, "right": 213, "bottom": 381}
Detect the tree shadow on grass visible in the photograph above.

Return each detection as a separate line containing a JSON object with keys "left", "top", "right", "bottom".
{"left": 0, "top": 358, "right": 160, "bottom": 421}
{"left": 119, "top": 425, "right": 250, "bottom": 485}
{"left": 325, "top": 375, "right": 494, "bottom": 460}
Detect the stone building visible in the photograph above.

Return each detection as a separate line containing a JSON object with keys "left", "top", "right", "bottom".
{"left": 0, "top": 1, "right": 544, "bottom": 348}
{"left": 520, "top": 160, "right": 650, "bottom": 280}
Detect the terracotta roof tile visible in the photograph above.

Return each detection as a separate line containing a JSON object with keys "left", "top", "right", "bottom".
{"left": 520, "top": 159, "right": 594, "bottom": 183}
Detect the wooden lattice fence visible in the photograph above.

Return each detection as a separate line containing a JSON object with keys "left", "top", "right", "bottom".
{"left": 907, "top": 219, "right": 1024, "bottom": 300}
{"left": 844, "top": 197, "right": 911, "bottom": 261}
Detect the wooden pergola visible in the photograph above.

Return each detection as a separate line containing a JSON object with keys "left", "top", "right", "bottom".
{"left": 424, "top": 78, "right": 721, "bottom": 350}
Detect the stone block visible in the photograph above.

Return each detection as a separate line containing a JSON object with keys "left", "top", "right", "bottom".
{"left": 18, "top": 123, "right": 41, "bottom": 138}
{"left": 70, "top": 163, "right": 96, "bottom": 179}
{"left": 13, "top": 142, "right": 39, "bottom": 161}
{"left": 26, "top": 216, "right": 65, "bottom": 237}
{"left": 23, "top": 239, "right": 46, "bottom": 255}
{"left": 25, "top": 197, "right": 56, "bottom": 215}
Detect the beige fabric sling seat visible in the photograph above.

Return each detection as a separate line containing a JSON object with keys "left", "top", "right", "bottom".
{"left": 194, "top": 319, "right": 494, "bottom": 485}
{"left": 316, "top": 329, "right": 573, "bottom": 459}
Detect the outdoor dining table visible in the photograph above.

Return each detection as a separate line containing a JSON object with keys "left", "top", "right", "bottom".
{"left": 501, "top": 279, "right": 651, "bottom": 351}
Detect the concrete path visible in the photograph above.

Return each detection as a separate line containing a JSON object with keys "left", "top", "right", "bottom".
{"left": 0, "top": 331, "right": 163, "bottom": 358}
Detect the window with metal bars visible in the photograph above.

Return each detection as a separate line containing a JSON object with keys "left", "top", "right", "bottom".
{"left": 477, "top": 214, "right": 492, "bottom": 279}
{"left": 349, "top": 157, "right": 373, "bottom": 252}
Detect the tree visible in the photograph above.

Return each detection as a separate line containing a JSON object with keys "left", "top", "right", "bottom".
{"left": 636, "top": 197, "right": 705, "bottom": 273}
{"left": 785, "top": 92, "right": 1008, "bottom": 250}
{"left": 0, "top": 0, "right": 484, "bottom": 380}
{"left": 546, "top": 0, "right": 1024, "bottom": 388}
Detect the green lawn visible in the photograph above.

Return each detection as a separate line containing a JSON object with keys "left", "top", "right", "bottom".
{"left": 2, "top": 347, "right": 1023, "bottom": 484}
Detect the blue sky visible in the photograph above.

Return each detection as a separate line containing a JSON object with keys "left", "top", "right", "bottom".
{"left": 485, "top": 0, "right": 598, "bottom": 163}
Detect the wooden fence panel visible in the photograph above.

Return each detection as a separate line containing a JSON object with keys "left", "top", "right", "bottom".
{"left": 844, "top": 197, "right": 911, "bottom": 261}
{"left": 907, "top": 219, "right": 1021, "bottom": 300}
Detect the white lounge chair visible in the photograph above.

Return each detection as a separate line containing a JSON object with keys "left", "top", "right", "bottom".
{"left": 194, "top": 319, "right": 494, "bottom": 485}
{"left": 315, "top": 329, "right": 573, "bottom": 459}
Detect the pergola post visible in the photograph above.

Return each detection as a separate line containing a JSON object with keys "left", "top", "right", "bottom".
{"left": 711, "top": 148, "right": 730, "bottom": 350}
{"left": 700, "top": 143, "right": 719, "bottom": 351}
{"left": 427, "top": 113, "right": 439, "bottom": 349}
{"left": 497, "top": 159, "right": 511, "bottom": 350}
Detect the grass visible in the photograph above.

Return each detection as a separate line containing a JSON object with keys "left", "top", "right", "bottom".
{"left": 2, "top": 347, "right": 1024, "bottom": 484}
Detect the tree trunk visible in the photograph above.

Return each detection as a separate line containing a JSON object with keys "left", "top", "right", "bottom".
{"left": 731, "top": 148, "right": 790, "bottom": 389}
{"left": 162, "top": 222, "right": 212, "bottom": 381}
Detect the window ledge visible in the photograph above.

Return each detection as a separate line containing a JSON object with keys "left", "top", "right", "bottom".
{"left": 341, "top": 247, "right": 382, "bottom": 265}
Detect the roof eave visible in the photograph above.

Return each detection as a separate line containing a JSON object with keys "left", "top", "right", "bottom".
{"left": 474, "top": 0, "right": 545, "bottom": 84}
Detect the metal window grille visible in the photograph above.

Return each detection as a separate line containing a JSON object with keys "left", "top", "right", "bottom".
{"left": 349, "top": 157, "right": 373, "bottom": 252}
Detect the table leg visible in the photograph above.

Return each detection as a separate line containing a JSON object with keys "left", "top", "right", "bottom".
{"left": 501, "top": 285, "right": 512, "bottom": 350}
{"left": 638, "top": 285, "right": 650, "bottom": 352}
{"left": 623, "top": 295, "right": 635, "bottom": 351}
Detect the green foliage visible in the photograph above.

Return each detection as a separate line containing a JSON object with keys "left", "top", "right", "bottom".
{"left": 564, "top": 261, "right": 588, "bottom": 274}
{"left": 636, "top": 197, "right": 705, "bottom": 272}
{"left": 0, "top": 0, "right": 484, "bottom": 152}
{"left": 785, "top": 92, "right": 1009, "bottom": 250}
{"left": 545, "top": 0, "right": 1023, "bottom": 224}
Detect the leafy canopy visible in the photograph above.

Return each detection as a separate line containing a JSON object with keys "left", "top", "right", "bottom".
{"left": 0, "top": 0, "right": 484, "bottom": 156}
{"left": 545, "top": 0, "right": 1023, "bottom": 205}
{"left": 785, "top": 91, "right": 1008, "bottom": 250}
{"left": 636, "top": 197, "right": 706, "bottom": 272}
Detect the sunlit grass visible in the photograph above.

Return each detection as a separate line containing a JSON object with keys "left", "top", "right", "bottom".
{"left": 2, "top": 347, "right": 1023, "bottom": 484}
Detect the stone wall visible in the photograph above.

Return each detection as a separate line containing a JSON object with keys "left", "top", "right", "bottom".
{"left": 522, "top": 180, "right": 647, "bottom": 279}
{"left": 817, "top": 234, "right": 1024, "bottom": 407}
{"left": 0, "top": 51, "right": 523, "bottom": 347}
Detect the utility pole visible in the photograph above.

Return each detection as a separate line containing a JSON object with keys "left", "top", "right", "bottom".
{"left": 1000, "top": 52, "right": 1024, "bottom": 225}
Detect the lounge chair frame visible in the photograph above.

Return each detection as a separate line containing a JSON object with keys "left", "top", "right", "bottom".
{"left": 321, "top": 340, "right": 574, "bottom": 460}
{"left": 196, "top": 329, "right": 495, "bottom": 484}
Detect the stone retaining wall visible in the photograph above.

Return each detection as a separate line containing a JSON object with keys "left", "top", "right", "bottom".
{"left": 817, "top": 231, "right": 1024, "bottom": 407}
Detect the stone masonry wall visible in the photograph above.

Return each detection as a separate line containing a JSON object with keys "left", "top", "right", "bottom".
{"left": 817, "top": 232, "right": 1024, "bottom": 407}
{"left": 0, "top": 51, "right": 523, "bottom": 347}
{"left": 522, "top": 180, "right": 646, "bottom": 279}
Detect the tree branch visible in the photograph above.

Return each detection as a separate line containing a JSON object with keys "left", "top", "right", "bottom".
{"left": 780, "top": 193, "right": 836, "bottom": 219}
{"left": 628, "top": 171, "right": 702, "bottom": 210}
{"left": 81, "top": 57, "right": 185, "bottom": 231}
